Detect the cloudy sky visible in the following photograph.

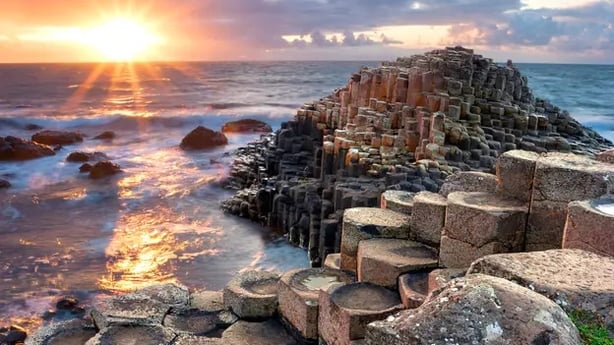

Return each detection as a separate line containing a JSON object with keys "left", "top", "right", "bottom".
{"left": 0, "top": 0, "right": 612, "bottom": 63}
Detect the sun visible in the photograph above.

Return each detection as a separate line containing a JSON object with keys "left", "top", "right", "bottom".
{"left": 90, "top": 19, "right": 160, "bottom": 61}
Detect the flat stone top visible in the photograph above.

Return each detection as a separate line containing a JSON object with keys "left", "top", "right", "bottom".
{"left": 331, "top": 283, "right": 401, "bottom": 311}
{"left": 382, "top": 191, "right": 415, "bottom": 206}
{"left": 226, "top": 270, "right": 279, "bottom": 297}
{"left": 447, "top": 192, "right": 528, "bottom": 212}
{"left": 344, "top": 207, "right": 410, "bottom": 227}
{"left": 537, "top": 152, "right": 614, "bottom": 173}
{"left": 501, "top": 149, "right": 540, "bottom": 162}
{"left": 359, "top": 239, "right": 438, "bottom": 265}
{"left": 469, "top": 249, "right": 614, "bottom": 313}
{"left": 414, "top": 191, "right": 447, "bottom": 206}
{"left": 284, "top": 268, "right": 355, "bottom": 298}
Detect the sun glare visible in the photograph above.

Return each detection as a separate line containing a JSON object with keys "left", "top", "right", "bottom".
{"left": 90, "top": 19, "right": 160, "bottom": 61}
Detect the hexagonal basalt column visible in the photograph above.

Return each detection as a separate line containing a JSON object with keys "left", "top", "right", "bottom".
{"left": 341, "top": 208, "right": 410, "bottom": 272}
{"left": 495, "top": 150, "right": 540, "bottom": 203}
{"left": 380, "top": 190, "right": 415, "bottom": 215}
{"left": 223, "top": 270, "right": 280, "bottom": 320}
{"left": 398, "top": 272, "right": 429, "bottom": 309}
{"left": 528, "top": 153, "right": 614, "bottom": 251}
{"left": 278, "top": 268, "right": 355, "bottom": 341}
{"left": 323, "top": 253, "right": 341, "bottom": 270}
{"left": 409, "top": 191, "right": 447, "bottom": 246}
{"left": 318, "top": 282, "right": 403, "bottom": 345}
{"left": 357, "top": 239, "right": 438, "bottom": 288}
{"left": 563, "top": 196, "right": 614, "bottom": 257}
{"left": 440, "top": 192, "right": 528, "bottom": 268}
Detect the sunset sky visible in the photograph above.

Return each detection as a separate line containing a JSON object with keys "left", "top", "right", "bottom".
{"left": 0, "top": 0, "right": 612, "bottom": 63}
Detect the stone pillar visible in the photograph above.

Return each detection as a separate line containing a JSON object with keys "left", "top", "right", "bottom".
{"left": 562, "top": 196, "right": 614, "bottom": 257}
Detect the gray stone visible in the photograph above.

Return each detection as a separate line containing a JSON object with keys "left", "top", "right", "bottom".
{"left": 496, "top": 149, "right": 540, "bottom": 202}
{"left": 398, "top": 272, "right": 429, "bottom": 309}
{"left": 190, "top": 290, "right": 224, "bottom": 312}
{"left": 25, "top": 319, "right": 96, "bottom": 345}
{"left": 223, "top": 270, "right": 280, "bottom": 320}
{"left": 365, "top": 274, "right": 582, "bottom": 345}
{"left": 136, "top": 283, "right": 190, "bottom": 307}
{"left": 408, "top": 191, "right": 447, "bottom": 246}
{"left": 163, "top": 308, "right": 219, "bottom": 335}
{"left": 439, "top": 171, "right": 498, "bottom": 197}
{"left": 563, "top": 195, "right": 614, "bottom": 257}
{"left": 173, "top": 335, "right": 224, "bottom": 345}
{"left": 380, "top": 190, "right": 415, "bottom": 215}
{"left": 85, "top": 325, "right": 177, "bottom": 345}
{"left": 90, "top": 293, "right": 171, "bottom": 329}
{"left": 221, "top": 320, "right": 298, "bottom": 345}
{"left": 427, "top": 268, "right": 466, "bottom": 295}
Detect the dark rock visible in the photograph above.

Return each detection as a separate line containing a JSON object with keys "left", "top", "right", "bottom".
{"left": 221, "top": 119, "right": 273, "bottom": 133}
{"left": 79, "top": 163, "right": 93, "bottom": 173}
{"left": 56, "top": 296, "right": 79, "bottom": 310}
{"left": 5, "top": 325, "right": 27, "bottom": 344}
{"left": 93, "top": 131, "right": 116, "bottom": 140}
{"left": 0, "top": 136, "right": 55, "bottom": 161}
{"left": 24, "top": 123, "right": 43, "bottom": 131}
{"left": 0, "top": 179, "right": 10, "bottom": 189}
{"left": 88, "top": 161, "right": 121, "bottom": 179}
{"left": 180, "top": 126, "right": 228, "bottom": 150}
{"left": 66, "top": 151, "right": 108, "bottom": 162}
{"left": 32, "top": 130, "right": 83, "bottom": 145}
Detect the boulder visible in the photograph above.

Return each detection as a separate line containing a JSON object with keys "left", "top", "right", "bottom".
{"left": 93, "top": 131, "right": 116, "bottom": 140}
{"left": 366, "top": 274, "right": 582, "bottom": 345}
{"left": 88, "top": 161, "right": 121, "bottom": 179}
{"left": 223, "top": 270, "right": 280, "bottom": 320}
{"left": 468, "top": 249, "right": 614, "bottom": 330}
{"left": 221, "top": 119, "right": 273, "bottom": 133}
{"left": 0, "top": 179, "right": 10, "bottom": 189}
{"left": 180, "top": 126, "right": 228, "bottom": 150}
{"left": 32, "top": 130, "right": 83, "bottom": 145}
{"left": 0, "top": 136, "right": 55, "bottom": 161}
{"left": 66, "top": 151, "right": 108, "bottom": 162}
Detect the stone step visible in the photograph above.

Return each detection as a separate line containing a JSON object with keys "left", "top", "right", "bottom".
{"left": 380, "top": 190, "right": 415, "bottom": 215}
{"left": 439, "top": 192, "right": 528, "bottom": 268}
{"left": 357, "top": 238, "right": 438, "bottom": 288}
{"left": 278, "top": 268, "right": 355, "bottom": 341}
{"left": 323, "top": 253, "right": 341, "bottom": 270}
{"left": 564, "top": 195, "right": 614, "bottom": 258}
{"left": 318, "top": 282, "right": 403, "bottom": 345}
{"left": 223, "top": 270, "right": 280, "bottom": 320}
{"left": 409, "top": 191, "right": 447, "bottom": 246}
{"left": 398, "top": 272, "right": 429, "bottom": 309}
{"left": 340, "top": 207, "right": 410, "bottom": 272}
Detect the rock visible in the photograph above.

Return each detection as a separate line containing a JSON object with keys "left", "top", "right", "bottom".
{"left": 88, "top": 161, "right": 121, "bottom": 179}
{"left": 0, "top": 136, "right": 55, "bottom": 161}
{"left": 190, "top": 290, "right": 225, "bottom": 312}
{"left": 221, "top": 320, "right": 297, "bottom": 345}
{"left": 84, "top": 325, "right": 176, "bottom": 345}
{"left": 3, "top": 325, "right": 27, "bottom": 345}
{"left": 408, "top": 191, "right": 447, "bottom": 246}
{"left": 323, "top": 253, "right": 341, "bottom": 270}
{"left": 173, "top": 335, "right": 224, "bottom": 344}
{"left": 596, "top": 148, "right": 614, "bottom": 164}
{"left": 25, "top": 319, "right": 96, "bottom": 345}
{"left": 278, "top": 268, "right": 355, "bottom": 340}
{"left": 357, "top": 239, "right": 438, "bottom": 288}
{"left": 439, "top": 171, "right": 498, "bottom": 197}
{"left": 496, "top": 150, "right": 540, "bottom": 202}
{"left": 133, "top": 283, "right": 190, "bottom": 307}
{"left": 468, "top": 249, "right": 614, "bottom": 329}
{"left": 223, "top": 270, "right": 280, "bottom": 320}
{"left": 0, "top": 179, "right": 10, "bottom": 189}
{"left": 180, "top": 126, "right": 228, "bottom": 150}
{"left": 380, "top": 190, "right": 415, "bottom": 215}
{"left": 32, "top": 130, "right": 83, "bottom": 145}
{"left": 221, "top": 119, "right": 273, "bottom": 133}
{"left": 563, "top": 195, "right": 614, "bottom": 257}
{"left": 427, "top": 268, "right": 465, "bottom": 295}
{"left": 79, "top": 163, "right": 92, "bottom": 173}
{"left": 366, "top": 274, "right": 582, "bottom": 345}
{"left": 340, "top": 208, "right": 411, "bottom": 272}
{"left": 163, "top": 308, "right": 219, "bottom": 335}
{"left": 318, "top": 282, "right": 403, "bottom": 345}
{"left": 89, "top": 293, "right": 171, "bottom": 329}
{"left": 93, "top": 131, "right": 116, "bottom": 140}
{"left": 398, "top": 272, "right": 429, "bottom": 309}
{"left": 24, "top": 123, "right": 43, "bottom": 131}
{"left": 56, "top": 296, "right": 79, "bottom": 310}
{"left": 66, "top": 151, "right": 108, "bottom": 162}
{"left": 439, "top": 192, "right": 528, "bottom": 268}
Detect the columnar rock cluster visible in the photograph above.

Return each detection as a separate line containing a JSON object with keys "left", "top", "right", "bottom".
{"left": 222, "top": 47, "right": 612, "bottom": 265}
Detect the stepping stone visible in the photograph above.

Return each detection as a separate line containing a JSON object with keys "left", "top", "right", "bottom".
{"left": 223, "top": 270, "right": 280, "bottom": 320}
{"left": 563, "top": 195, "right": 614, "bottom": 257}
{"left": 190, "top": 290, "right": 224, "bottom": 312}
{"left": 398, "top": 272, "right": 429, "bottom": 308}
{"left": 380, "top": 190, "right": 415, "bottom": 215}
{"left": 409, "top": 191, "right": 447, "bottom": 246}
{"left": 439, "top": 171, "right": 497, "bottom": 197}
{"left": 427, "top": 268, "right": 466, "bottom": 295}
{"left": 469, "top": 249, "right": 614, "bottom": 331}
{"left": 528, "top": 152, "right": 614, "bottom": 251}
{"left": 323, "top": 253, "right": 341, "bottom": 270}
{"left": 341, "top": 208, "right": 410, "bottom": 272}
{"left": 495, "top": 150, "right": 539, "bottom": 202}
{"left": 439, "top": 192, "right": 528, "bottom": 268}
{"left": 90, "top": 293, "right": 171, "bottom": 329}
{"left": 25, "top": 319, "right": 96, "bottom": 345}
{"left": 318, "top": 282, "right": 403, "bottom": 345}
{"left": 85, "top": 325, "right": 176, "bottom": 345}
{"left": 135, "top": 283, "right": 190, "bottom": 308}
{"left": 278, "top": 268, "right": 355, "bottom": 340}
{"left": 221, "top": 320, "right": 298, "bottom": 345}
{"left": 162, "top": 308, "right": 219, "bottom": 335}
{"left": 357, "top": 239, "right": 438, "bottom": 288}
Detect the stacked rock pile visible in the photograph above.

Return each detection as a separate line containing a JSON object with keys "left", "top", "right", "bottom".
{"left": 222, "top": 46, "right": 612, "bottom": 265}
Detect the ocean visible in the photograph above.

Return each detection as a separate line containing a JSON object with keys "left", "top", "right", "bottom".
{"left": 0, "top": 61, "right": 613, "bottom": 329}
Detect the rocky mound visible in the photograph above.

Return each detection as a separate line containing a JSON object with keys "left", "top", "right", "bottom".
{"left": 66, "top": 151, "right": 109, "bottom": 162}
{"left": 180, "top": 126, "right": 228, "bottom": 150}
{"left": 88, "top": 161, "right": 121, "bottom": 179}
{"left": 221, "top": 119, "right": 273, "bottom": 133}
{"left": 32, "top": 130, "right": 84, "bottom": 146}
{"left": 0, "top": 136, "right": 55, "bottom": 161}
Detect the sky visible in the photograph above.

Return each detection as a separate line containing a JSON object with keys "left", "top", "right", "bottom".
{"left": 0, "top": 0, "right": 612, "bottom": 63}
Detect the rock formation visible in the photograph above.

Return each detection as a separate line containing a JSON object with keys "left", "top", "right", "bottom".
{"left": 31, "top": 130, "right": 84, "bottom": 145}
{"left": 0, "top": 136, "right": 55, "bottom": 161}
{"left": 180, "top": 126, "right": 228, "bottom": 150}
{"left": 221, "top": 119, "right": 273, "bottom": 133}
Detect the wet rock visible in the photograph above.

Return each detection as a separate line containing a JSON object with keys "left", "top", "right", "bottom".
{"left": 32, "top": 130, "right": 83, "bottom": 146}
{"left": 221, "top": 119, "right": 273, "bottom": 133}
{"left": 89, "top": 293, "right": 171, "bottom": 329}
{"left": 56, "top": 296, "right": 80, "bottom": 310}
{"left": 79, "top": 163, "right": 93, "bottom": 173}
{"left": 24, "top": 123, "right": 43, "bottom": 131}
{"left": 93, "top": 131, "right": 116, "bottom": 140}
{"left": 134, "top": 283, "right": 190, "bottom": 308}
{"left": 25, "top": 319, "right": 96, "bottom": 345}
{"left": 2, "top": 325, "right": 27, "bottom": 345}
{"left": 468, "top": 249, "right": 614, "bottom": 331}
{"left": 84, "top": 325, "right": 176, "bottom": 345}
{"left": 66, "top": 151, "right": 108, "bottom": 162}
{"left": 0, "top": 179, "right": 10, "bottom": 189}
{"left": 88, "top": 161, "right": 121, "bottom": 179}
{"left": 366, "top": 274, "right": 582, "bottom": 345}
{"left": 223, "top": 270, "right": 280, "bottom": 320}
{"left": 221, "top": 320, "right": 297, "bottom": 345}
{"left": 0, "top": 136, "right": 55, "bottom": 161}
{"left": 180, "top": 126, "right": 228, "bottom": 150}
